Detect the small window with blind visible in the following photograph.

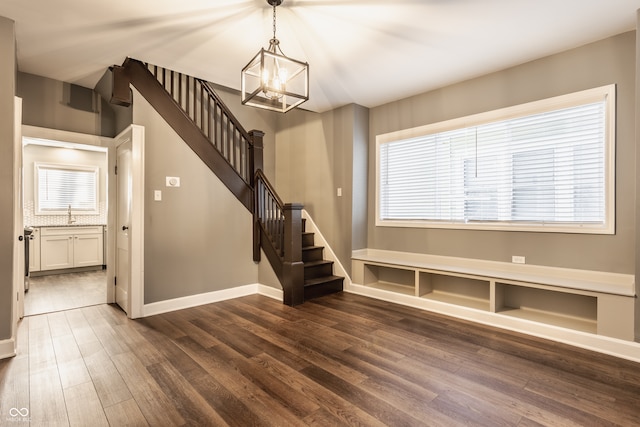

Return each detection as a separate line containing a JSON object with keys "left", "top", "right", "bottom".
{"left": 376, "top": 85, "right": 615, "bottom": 234}
{"left": 35, "top": 163, "right": 99, "bottom": 214}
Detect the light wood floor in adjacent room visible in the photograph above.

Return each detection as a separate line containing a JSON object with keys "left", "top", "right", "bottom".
{"left": 25, "top": 270, "right": 107, "bottom": 316}
{"left": 1, "top": 292, "right": 639, "bottom": 426}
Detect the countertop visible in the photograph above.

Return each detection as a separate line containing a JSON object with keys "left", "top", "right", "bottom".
{"left": 26, "top": 224, "right": 106, "bottom": 228}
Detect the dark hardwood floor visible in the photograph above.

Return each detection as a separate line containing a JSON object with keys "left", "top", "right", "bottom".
{"left": 1, "top": 292, "right": 639, "bottom": 426}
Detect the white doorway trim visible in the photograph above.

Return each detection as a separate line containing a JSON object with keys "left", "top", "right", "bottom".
{"left": 129, "top": 125, "right": 145, "bottom": 319}
{"left": 7, "top": 97, "right": 23, "bottom": 359}
{"left": 22, "top": 125, "right": 114, "bottom": 304}
{"left": 20, "top": 124, "right": 145, "bottom": 319}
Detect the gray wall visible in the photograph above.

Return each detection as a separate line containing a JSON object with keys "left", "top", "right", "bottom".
{"left": 352, "top": 105, "right": 369, "bottom": 252}
{"left": 17, "top": 72, "right": 114, "bottom": 137}
{"left": 132, "top": 89, "right": 259, "bottom": 303}
{"left": 206, "top": 83, "right": 282, "bottom": 288}
{"left": 367, "top": 31, "right": 636, "bottom": 274}
{"left": 0, "top": 16, "right": 15, "bottom": 341}
{"left": 275, "top": 103, "right": 369, "bottom": 275}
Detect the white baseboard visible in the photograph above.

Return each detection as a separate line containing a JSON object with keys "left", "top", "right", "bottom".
{"left": 347, "top": 283, "right": 640, "bottom": 364}
{"left": 143, "top": 284, "right": 284, "bottom": 317}
{"left": 143, "top": 284, "right": 262, "bottom": 317}
{"left": 0, "top": 337, "right": 16, "bottom": 359}
{"left": 257, "top": 284, "right": 283, "bottom": 300}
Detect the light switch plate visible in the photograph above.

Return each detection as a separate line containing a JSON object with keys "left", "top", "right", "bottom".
{"left": 154, "top": 190, "right": 162, "bottom": 201}
{"left": 166, "top": 176, "right": 180, "bottom": 187}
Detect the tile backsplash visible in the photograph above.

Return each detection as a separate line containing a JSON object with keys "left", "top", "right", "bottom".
{"left": 24, "top": 200, "right": 107, "bottom": 226}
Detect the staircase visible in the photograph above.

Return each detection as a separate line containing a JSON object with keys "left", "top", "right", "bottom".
{"left": 302, "top": 220, "right": 344, "bottom": 300}
{"left": 114, "top": 58, "right": 343, "bottom": 306}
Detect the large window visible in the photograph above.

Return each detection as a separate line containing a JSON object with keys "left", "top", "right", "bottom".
{"left": 35, "top": 163, "right": 99, "bottom": 214}
{"left": 376, "top": 85, "right": 615, "bottom": 234}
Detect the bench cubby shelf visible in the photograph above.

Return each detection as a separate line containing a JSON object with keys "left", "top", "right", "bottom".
{"left": 419, "top": 271, "right": 490, "bottom": 311}
{"left": 494, "top": 282, "right": 597, "bottom": 334}
{"left": 352, "top": 249, "right": 635, "bottom": 341}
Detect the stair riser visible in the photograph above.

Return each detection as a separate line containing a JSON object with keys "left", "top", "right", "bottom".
{"left": 304, "top": 263, "right": 334, "bottom": 280}
{"left": 302, "top": 247, "right": 324, "bottom": 262}
{"left": 302, "top": 233, "right": 315, "bottom": 247}
{"left": 304, "top": 278, "right": 344, "bottom": 300}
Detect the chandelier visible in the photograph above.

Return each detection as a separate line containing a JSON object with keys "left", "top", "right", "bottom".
{"left": 241, "top": 0, "right": 309, "bottom": 113}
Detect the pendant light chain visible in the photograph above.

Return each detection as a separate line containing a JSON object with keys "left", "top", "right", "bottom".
{"left": 272, "top": 2, "right": 277, "bottom": 40}
{"left": 269, "top": 1, "right": 283, "bottom": 55}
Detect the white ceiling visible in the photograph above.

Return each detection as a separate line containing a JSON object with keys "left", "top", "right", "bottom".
{"left": 1, "top": 0, "right": 639, "bottom": 112}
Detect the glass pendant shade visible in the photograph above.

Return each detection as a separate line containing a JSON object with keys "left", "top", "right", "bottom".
{"left": 241, "top": 44, "right": 309, "bottom": 113}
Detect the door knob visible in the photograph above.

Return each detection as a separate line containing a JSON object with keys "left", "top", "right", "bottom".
{"left": 122, "top": 226, "right": 129, "bottom": 231}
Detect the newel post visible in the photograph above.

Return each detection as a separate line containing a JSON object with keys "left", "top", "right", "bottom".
{"left": 249, "top": 130, "right": 264, "bottom": 182}
{"left": 283, "top": 203, "right": 304, "bottom": 306}
{"left": 249, "top": 130, "right": 264, "bottom": 262}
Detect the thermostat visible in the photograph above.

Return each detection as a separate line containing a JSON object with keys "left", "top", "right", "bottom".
{"left": 166, "top": 176, "right": 181, "bottom": 187}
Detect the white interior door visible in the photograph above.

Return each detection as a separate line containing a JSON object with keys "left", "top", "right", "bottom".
{"left": 116, "top": 137, "right": 132, "bottom": 314}
{"left": 114, "top": 124, "right": 144, "bottom": 318}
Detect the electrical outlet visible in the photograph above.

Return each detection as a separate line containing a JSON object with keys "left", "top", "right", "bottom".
{"left": 512, "top": 255, "right": 526, "bottom": 264}
{"left": 337, "top": 187, "right": 342, "bottom": 197}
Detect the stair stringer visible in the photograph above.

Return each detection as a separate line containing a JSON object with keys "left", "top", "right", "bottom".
{"left": 302, "top": 210, "right": 352, "bottom": 290}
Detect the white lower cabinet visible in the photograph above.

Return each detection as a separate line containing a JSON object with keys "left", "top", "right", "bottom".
{"left": 40, "top": 226, "right": 104, "bottom": 271}
{"left": 41, "top": 232, "right": 74, "bottom": 270}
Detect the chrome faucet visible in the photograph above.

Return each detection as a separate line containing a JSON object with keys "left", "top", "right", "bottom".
{"left": 67, "top": 205, "right": 76, "bottom": 224}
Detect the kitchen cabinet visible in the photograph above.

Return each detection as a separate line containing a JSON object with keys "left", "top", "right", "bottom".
{"left": 40, "top": 226, "right": 104, "bottom": 271}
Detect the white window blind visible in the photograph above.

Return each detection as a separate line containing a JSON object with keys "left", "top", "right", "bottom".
{"left": 36, "top": 163, "right": 98, "bottom": 213}
{"left": 377, "top": 85, "right": 614, "bottom": 233}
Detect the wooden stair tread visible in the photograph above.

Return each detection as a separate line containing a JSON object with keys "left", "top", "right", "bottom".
{"left": 304, "top": 275, "right": 344, "bottom": 287}
{"left": 303, "top": 259, "right": 334, "bottom": 267}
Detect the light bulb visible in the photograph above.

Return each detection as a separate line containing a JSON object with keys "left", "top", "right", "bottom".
{"left": 272, "top": 75, "right": 282, "bottom": 91}
{"left": 261, "top": 67, "right": 283, "bottom": 100}
{"left": 278, "top": 68, "right": 288, "bottom": 84}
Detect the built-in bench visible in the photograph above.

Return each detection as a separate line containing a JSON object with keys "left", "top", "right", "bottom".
{"left": 351, "top": 249, "right": 636, "bottom": 341}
